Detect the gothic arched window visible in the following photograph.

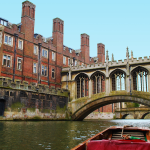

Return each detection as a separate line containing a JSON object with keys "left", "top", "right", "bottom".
{"left": 132, "top": 67, "right": 148, "bottom": 92}
{"left": 91, "top": 72, "right": 105, "bottom": 94}
{"left": 76, "top": 73, "right": 89, "bottom": 98}
{"left": 111, "top": 70, "right": 126, "bottom": 91}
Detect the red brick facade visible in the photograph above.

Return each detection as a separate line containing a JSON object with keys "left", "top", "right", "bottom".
{"left": 0, "top": 1, "right": 112, "bottom": 113}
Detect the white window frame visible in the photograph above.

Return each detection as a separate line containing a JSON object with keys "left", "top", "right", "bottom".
{"left": 69, "top": 48, "right": 72, "bottom": 53}
{"left": 0, "top": 20, "right": 7, "bottom": 26}
{"left": 18, "top": 39, "right": 23, "bottom": 50}
{"left": 52, "top": 68, "right": 55, "bottom": 79}
{"left": 42, "top": 49, "right": 48, "bottom": 58}
{"left": 68, "top": 58, "right": 70, "bottom": 66}
{"left": 33, "top": 62, "right": 37, "bottom": 74}
{"left": 4, "top": 34, "right": 13, "bottom": 46}
{"left": 75, "top": 60, "right": 77, "bottom": 66}
{"left": 34, "top": 45, "right": 38, "bottom": 55}
{"left": 17, "top": 57, "right": 22, "bottom": 70}
{"left": 63, "top": 56, "right": 66, "bottom": 65}
{"left": 2, "top": 54, "right": 11, "bottom": 67}
{"left": 52, "top": 52, "right": 55, "bottom": 61}
{"left": 41, "top": 65, "right": 47, "bottom": 76}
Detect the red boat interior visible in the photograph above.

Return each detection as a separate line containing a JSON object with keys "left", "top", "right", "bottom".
{"left": 71, "top": 127, "right": 150, "bottom": 150}
{"left": 87, "top": 140, "right": 150, "bottom": 150}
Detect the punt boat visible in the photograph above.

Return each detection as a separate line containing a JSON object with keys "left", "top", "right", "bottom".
{"left": 71, "top": 126, "right": 150, "bottom": 150}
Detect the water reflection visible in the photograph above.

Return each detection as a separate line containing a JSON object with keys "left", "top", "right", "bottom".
{"left": 0, "top": 120, "right": 149, "bottom": 150}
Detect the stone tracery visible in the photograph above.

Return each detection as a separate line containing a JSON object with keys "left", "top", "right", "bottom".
{"left": 76, "top": 73, "right": 89, "bottom": 98}
{"left": 132, "top": 67, "right": 148, "bottom": 92}
{"left": 111, "top": 70, "right": 126, "bottom": 91}
{"left": 91, "top": 72, "right": 105, "bottom": 94}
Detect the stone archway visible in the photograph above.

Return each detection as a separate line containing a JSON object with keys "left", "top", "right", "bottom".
{"left": 71, "top": 95, "right": 150, "bottom": 121}
{"left": 122, "top": 114, "right": 129, "bottom": 119}
{"left": 121, "top": 114, "right": 134, "bottom": 119}
{"left": 141, "top": 112, "right": 150, "bottom": 119}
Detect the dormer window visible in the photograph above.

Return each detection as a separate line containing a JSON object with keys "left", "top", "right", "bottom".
{"left": 43, "top": 38, "right": 47, "bottom": 43}
{"left": 75, "top": 49, "right": 81, "bottom": 56}
{"left": 69, "top": 48, "right": 72, "bottom": 53}
{"left": 94, "top": 60, "right": 97, "bottom": 63}
{"left": 0, "top": 18, "right": 8, "bottom": 26}
{"left": 63, "top": 46, "right": 66, "bottom": 50}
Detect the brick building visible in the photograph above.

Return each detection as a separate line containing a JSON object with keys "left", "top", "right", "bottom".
{"left": 0, "top": 1, "right": 112, "bottom": 113}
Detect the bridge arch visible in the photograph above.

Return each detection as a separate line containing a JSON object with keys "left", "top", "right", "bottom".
{"left": 122, "top": 114, "right": 129, "bottom": 119}
{"left": 71, "top": 95, "right": 150, "bottom": 121}
{"left": 122, "top": 114, "right": 134, "bottom": 119}
{"left": 141, "top": 112, "right": 150, "bottom": 119}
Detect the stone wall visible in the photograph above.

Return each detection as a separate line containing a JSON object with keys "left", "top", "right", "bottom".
{"left": 0, "top": 76, "right": 70, "bottom": 120}
{"left": 85, "top": 112, "right": 114, "bottom": 120}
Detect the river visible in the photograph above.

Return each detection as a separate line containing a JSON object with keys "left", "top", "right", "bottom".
{"left": 0, "top": 120, "right": 150, "bottom": 150}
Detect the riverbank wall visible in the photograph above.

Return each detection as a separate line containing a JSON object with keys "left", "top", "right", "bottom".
{"left": 0, "top": 77, "right": 70, "bottom": 120}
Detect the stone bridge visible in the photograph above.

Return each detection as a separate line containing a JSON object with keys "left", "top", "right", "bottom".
{"left": 68, "top": 91, "right": 150, "bottom": 120}
{"left": 115, "top": 107, "right": 150, "bottom": 119}
{"left": 61, "top": 48, "right": 150, "bottom": 121}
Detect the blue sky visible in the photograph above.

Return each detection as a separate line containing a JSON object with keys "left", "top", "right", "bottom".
{"left": 1, "top": 0, "right": 150, "bottom": 61}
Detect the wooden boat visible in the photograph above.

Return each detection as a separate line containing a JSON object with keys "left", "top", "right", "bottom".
{"left": 71, "top": 126, "right": 150, "bottom": 150}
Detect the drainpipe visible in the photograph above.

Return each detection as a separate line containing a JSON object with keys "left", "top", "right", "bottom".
{"left": 38, "top": 43, "right": 42, "bottom": 84}
{"left": 48, "top": 47, "right": 50, "bottom": 86}
{"left": 66, "top": 73, "right": 68, "bottom": 89}
{"left": 129, "top": 65, "right": 132, "bottom": 95}
{"left": 13, "top": 34, "right": 18, "bottom": 82}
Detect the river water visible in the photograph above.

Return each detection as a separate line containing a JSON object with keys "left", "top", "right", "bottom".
{"left": 0, "top": 120, "right": 150, "bottom": 150}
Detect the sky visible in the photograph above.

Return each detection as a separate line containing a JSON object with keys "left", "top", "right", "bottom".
{"left": 1, "top": 0, "right": 150, "bottom": 61}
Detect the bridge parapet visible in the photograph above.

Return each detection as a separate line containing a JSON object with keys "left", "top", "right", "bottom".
{"left": 115, "top": 107, "right": 150, "bottom": 112}
{"left": 62, "top": 56, "right": 150, "bottom": 73}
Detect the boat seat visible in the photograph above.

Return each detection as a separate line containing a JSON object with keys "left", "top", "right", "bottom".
{"left": 111, "top": 131, "right": 146, "bottom": 141}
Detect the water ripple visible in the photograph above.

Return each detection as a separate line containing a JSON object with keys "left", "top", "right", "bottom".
{"left": 0, "top": 120, "right": 149, "bottom": 149}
